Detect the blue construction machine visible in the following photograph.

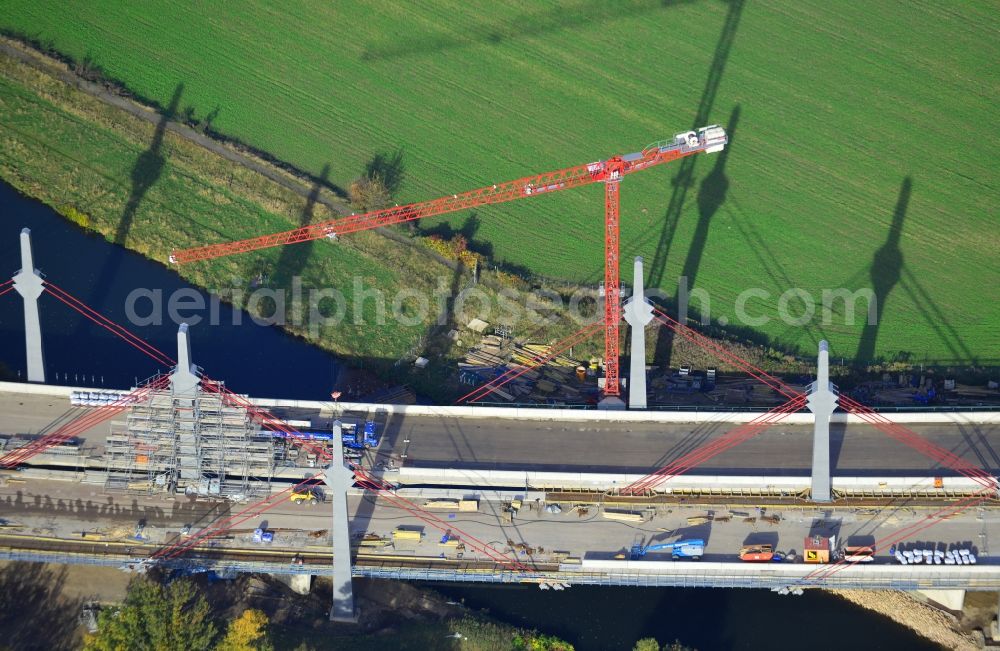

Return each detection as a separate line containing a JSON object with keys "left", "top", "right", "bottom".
{"left": 630, "top": 539, "right": 705, "bottom": 560}
{"left": 341, "top": 420, "right": 380, "bottom": 449}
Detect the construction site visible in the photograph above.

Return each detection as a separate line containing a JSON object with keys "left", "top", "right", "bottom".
{"left": 0, "top": 119, "right": 996, "bottom": 643}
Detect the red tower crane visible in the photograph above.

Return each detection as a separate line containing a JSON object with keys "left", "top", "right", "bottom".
{"left": 170, "top": 127, "right": 728, "bottom": 398}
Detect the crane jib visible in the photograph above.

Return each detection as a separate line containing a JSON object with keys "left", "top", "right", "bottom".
{"left": 170, "top": 125, "right": 727, "bottom": 264}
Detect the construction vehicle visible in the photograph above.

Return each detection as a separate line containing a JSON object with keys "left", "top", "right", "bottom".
{"left": 630, "top": 539, "right": 705, "bottom": 560}
{"left": 267, "top": 419, "right": 380, "bottom": 450}
{"left": 739, "top": 544, "right": 784, "bottom": 562}
{"left": 289, "top": 487, "right": 320, "bottom": 505}
{"left": 342, "top": 420, "right": 380, "bottom": 449}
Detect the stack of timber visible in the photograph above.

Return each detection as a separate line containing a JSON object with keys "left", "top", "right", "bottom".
{"left": 458, "top": 336, "right": 591, "bottom": 404}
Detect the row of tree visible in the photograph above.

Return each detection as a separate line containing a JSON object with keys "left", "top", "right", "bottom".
{"left": 83, "top": 578, "right": 271, "bottom": 651}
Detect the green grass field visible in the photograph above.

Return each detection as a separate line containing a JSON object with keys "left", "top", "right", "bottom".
{"left": 2, "top": 0, "right": 998, "bottom": 364}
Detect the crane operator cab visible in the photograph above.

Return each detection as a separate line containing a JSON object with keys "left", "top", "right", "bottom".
{"left": 672, "top": 125, "right": 727, "bottom": 154}
{"left": 676, "top": 130, "right": 700, "bottom": 148}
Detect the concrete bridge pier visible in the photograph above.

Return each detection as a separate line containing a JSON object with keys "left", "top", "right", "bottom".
{"left": 323, "top": 421, "right": 359, "bottom": 623}
{"left": 274, "top": 573, "right": 313, "bottom": 595}
{"left": 807, "top": 340, "right": 838, "bottom": 502}
{"left": 622, "top": 256, "right": 654, "bottom": 410}
{"left": 169, "top": 323, "right": 201, "bottom": 395}
{"left": 12, "top": 228, "right": 45, "bottom": 383}
{"left": 916, "top": 589, "right": 966, "bottom": 612}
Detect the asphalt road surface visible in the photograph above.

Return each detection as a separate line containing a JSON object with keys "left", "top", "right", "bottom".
{"left": 3, "top": 391, "right": 998, "bottom": 477}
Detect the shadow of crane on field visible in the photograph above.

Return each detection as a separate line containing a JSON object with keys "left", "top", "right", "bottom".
{"left": 648, "top": 0, "right": 744, "bottom": 370}
{"left": 418, "top": 214, "right": 480, "bottom": 362}
{"left": 679, "top": 103, "right": 740, "bottom": 290}
{"left": 854, "top": 177, "right": 911, "bottom": 365}
{"left": 898, "top": 265, "right": 976, "bottom": 365}
{"left": 272, "top": 163, "right": 331, "bottom": 291}
{"left": 360, "top": 0, "right": 701, "bottom": 61}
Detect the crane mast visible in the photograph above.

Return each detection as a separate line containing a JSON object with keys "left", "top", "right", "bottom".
{"left": 170, "top": 125, "right": 728, "bottom": 399}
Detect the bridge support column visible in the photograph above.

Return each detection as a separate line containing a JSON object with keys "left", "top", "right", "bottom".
{"left": 916, "top": 589, "right": 966, "bottom": 612}
{"left": 274, "top": 573, "right": 313, "bottom": 595}
{"left": 169, "top": 323, "right": 201, "bottom": 395}
{"left": 807, "top": 340, "right": 838, "bottom": 503}
{"left": 12, "top": 228, "right": 45, "bottom": 383}
{"left": 323, "top": 421, "right": 359, "bottom": 623}
{"left": 622, "top": 257, "right": 654, "bottom": 410}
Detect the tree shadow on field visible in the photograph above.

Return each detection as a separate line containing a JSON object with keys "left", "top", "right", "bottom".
{"left": 272, "top": 163, "right": 331, "bottom": 290}
{"left": 647, "top": 0, "right": 744, "bottom": 371}
{"left": 359, "top": 0, "right": 701, "bottom": 61}
{"left": 419, "top": 215, "right": 478, "bottom": 360}
{"left": 854, "top": 177, "right": 911, "bottom": 365}
{"left": 418, "top": 212, "right": 501, "bottom": 262}
{"left": 365, "top": 150, "right": 406, "bottom": 197}
{"left": 0, "top": 562, "right": 83, "bottom": 651}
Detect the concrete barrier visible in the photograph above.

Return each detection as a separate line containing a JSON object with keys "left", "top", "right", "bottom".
{"left": 255, "top": 397, "right": 1000, "bottom": 425}
{"left": 393, "top": 466, "right": 987, "bottom": 493}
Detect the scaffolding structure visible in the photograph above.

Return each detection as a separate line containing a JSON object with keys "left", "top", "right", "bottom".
{"left": 105, "top": 381, "right": 275, "bottom": 499}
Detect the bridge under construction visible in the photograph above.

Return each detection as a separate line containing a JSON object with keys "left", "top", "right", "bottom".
{"left": 1, "top": 210, "right": 998, "bottom": 622}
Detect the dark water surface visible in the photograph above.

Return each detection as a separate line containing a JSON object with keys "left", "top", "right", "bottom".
{"left": 0, "top": 180, "right": 340, "bottom": 398}
{"left": 434, "top": 583, "right": 941, "bottom": 651}
{"left": 0, "top": 179, "right": 941, "bottom": 650}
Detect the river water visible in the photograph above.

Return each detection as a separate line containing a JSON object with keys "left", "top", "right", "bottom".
{"left": 0, "top": 180, "right": 340, "bottom": 398}
{"left": 0, "top": 180, "right": 943, "bottom": 649}
{"left": 434, "top": 583, "right": 941, "bottom": 650}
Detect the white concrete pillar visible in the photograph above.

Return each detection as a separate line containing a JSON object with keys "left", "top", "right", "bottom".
{"left": 807, "top": 340, "right": 837, "bottom": 502}
{"left": 274, "top": 573, "right": 313, "bottom": 595}
{"left": 169, "top": 323, "right": 200, "bottom": 395}
{"left": 323, "top": 421, "right": 359, "bottom": 623}
{"left": 916, "top": 589, "right": 966, "bottom": 612}
{"left": 12, "top": 228, "right": 45, "bottom": 382}
{"left": 622, "top": 257, "right": 654, "bottom": 409}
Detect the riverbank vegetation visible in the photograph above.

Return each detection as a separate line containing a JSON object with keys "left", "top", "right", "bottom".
{"left": 80, "top": 573, "right": 578, "bottom": 651}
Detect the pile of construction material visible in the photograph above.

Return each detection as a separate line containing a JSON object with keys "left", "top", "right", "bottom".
{"left": 458, "top": 336, "right": 596, "bottom": 404}
{"left": 893, "top": 545, "right": 977, "bottom": 565}
{"left": 461, "top": 334, "right": 508, "bottom": 368}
